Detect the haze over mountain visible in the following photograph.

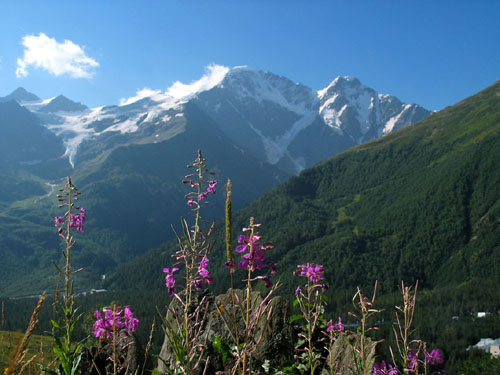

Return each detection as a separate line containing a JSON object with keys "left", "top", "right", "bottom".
{"left": 0, "top": 66, "right": 430, "bottom": 296}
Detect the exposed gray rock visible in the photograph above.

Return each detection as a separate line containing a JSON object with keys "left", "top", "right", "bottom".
{"left": 80, "top": 334, "right": 142, "bottom": 375}
{"left": 156, "top": 289, "right": 294, "bottom": 374}
{"left": 321, "top": 332, "right": 377, "bottom": 375}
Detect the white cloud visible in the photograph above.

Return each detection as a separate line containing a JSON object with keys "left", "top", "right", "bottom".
{"left": 119, "top": 88, "right": 163, "bottom": 106}
{"left": 118, "top": 64, "right": 230, "bottom": 106}
{"left": 16, "top": 33, "right": 99, "bottom": 78}
{"left": 166, "top": 64, "right": 229, "bottom": 99}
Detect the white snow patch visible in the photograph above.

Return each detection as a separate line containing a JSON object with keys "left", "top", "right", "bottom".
{"left": 46, "top": 106, "right": 109, "bottom": 166}
{"left": 352, "top": 90, "right": 373, "bottom": 134}
{"left": 102, "top": 116, "right": 140, "bottom": 134}
{"left": 119, "top": 88, "right": 182, "bottom": 110}
{"left": 382, "top": 104, "right": 412, "bottom": 134}
{"left": 63, "top": 132, "right": 94, "bottom": 167}
{"left": 20, "top": 97, "right": 55, "bottom": 111}
{"left": 321, "top": 104, "right": 347, "bottom": 133}
{"left": 319, "top": 93, "right": 339, "bottom": 113}
{"left": 226, "top": 67, "right": 316, "bottom": 115}
{"left": 226, "top": 99, "right": 315, "bottom": 173}
{"left": 319, "top": 77, "right": 379, "bottom": 135}
{"left": 369, "top": 96, "right": 375, "bottom": 109}
{"left": 317, "top": 76, "right": 342, "bottom": 99}
{"left": 266, "top": 112, "right": 316, "bottom": 165}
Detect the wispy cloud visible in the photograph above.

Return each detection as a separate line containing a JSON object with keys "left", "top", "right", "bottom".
{"left": 119, "top": 88, "right": 163, "bottom": 106}
{"left": 166, "top": 64, "right": 229, "bottom": 99}
{"left": 16, "top": 33, "right": 99, "bottom": 79}
{"left": 119, "top": 64, "right": 230, "bottom": 106}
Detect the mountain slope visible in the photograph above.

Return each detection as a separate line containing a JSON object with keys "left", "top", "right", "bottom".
{"left": 104, "top": 81, "right": 500, "bottom": 374}
{"left": 195, "top": 68, "right": 431, "bottom": 174}
{"left": 0, "top": 101, "right": 290, "bottom": 296}
{"left": 0, "top": 100, "right": 71, "bottom": 181}
{"left": 39, "top": 95, "right": 88, "bottom": 113}
{"left": 74, "top": 101, "right": 291, "bottom": 254}
{"left": 0, "top": 70, "right": 431, "bottom": 297}
{"left": 108, "top": 80, "right": 500, "bottom": 302}
{"left": 0, "top": 87, "right": 40, "bottom": 103}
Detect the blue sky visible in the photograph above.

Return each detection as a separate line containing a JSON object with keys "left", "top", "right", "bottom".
{"left": 1, "top": 1, "right": 499, "bottom": 110}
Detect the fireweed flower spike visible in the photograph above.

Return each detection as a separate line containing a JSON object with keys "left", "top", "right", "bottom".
{"left": 159, "top": 150, "right": 217, "bottom": 374}
{"left": 294, "top": 263, "right": 325, "bottom": 284}
{"left": 93, "top": 305, "right": 139, "bottom": 375}
{"left": 228, "top": 217, "right": 278, "bottom": 375}
{"left": 235, "top": 221, "right": 274, "bottom": 275}
{"left": 293, "top": 262, "right": 329, "bottom": 374}
{"left": 92, "top": 305, "right": 139, "bottom": 340}
{"left": 424, "top": 348, "right": 444, "bottom": 365}
{"left": 198, "top": 256, "right": 213, "bottom": 285}
{"left": 163, "top": 267, "right": 178, "bottom": 296}
{"left": 207, "top": 179, "right": 217, "bottom": 194}
{"left": 372, "top": 361, "right": 399, "bottom": 375}
{"left": 51, "top": 176, "right": 86, "bottom": 375}
{"left": 327, "top": 316, "right": 344, "bottom": 333}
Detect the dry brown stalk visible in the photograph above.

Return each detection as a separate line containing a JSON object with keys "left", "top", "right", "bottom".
{"left": 6, "top": 292, "right": 46, "bottom": 375}
{"left": 140, "top": 318, "right": 155, "bottom": 375}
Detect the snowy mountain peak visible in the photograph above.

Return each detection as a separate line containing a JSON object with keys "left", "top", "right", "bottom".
{"left": 318, "top": 76, "right": 367, "bottom": 99}
{"left": 0, "top": 66, "right": 431, "bottom": 175}
{"left": 318, "top": 76, "right": 430, "bottom": 141}
{"left": 220, "top": 67, "right": 318, "bottom": 115}
{"left": 39, "top": 95, "right": 88, "bottom": 113}
{"left": 0, "top": 87, "right": 40, "bottom": 103}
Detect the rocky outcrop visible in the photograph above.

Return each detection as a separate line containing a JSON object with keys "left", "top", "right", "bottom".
{"left": 321, "top": 332, "right": 377, "bottom": 375}
{"left": 156, "top": 289, "right": 294, "bottom": 374}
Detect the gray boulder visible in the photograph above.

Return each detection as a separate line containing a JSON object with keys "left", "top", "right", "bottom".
{"left": 156, "top": 289, "right": 294, "bottom": 374}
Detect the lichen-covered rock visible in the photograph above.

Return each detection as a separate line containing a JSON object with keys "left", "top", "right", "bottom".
{"left": 80, "top": 334, "right": 142, "bottom": 375}
{"left": 156, "top": 289, "right": 294, "bottom": 374}
{"left": 321, "top": 332, "right": 377, "bottom": 375}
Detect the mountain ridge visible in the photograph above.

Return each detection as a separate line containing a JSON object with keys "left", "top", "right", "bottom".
{"left": 106, "top": 79, "right": 500, "bottom": 297}
{"left": 0, "top": 67, "right": 431, "bottom": 175}
{"left": 0, "top": 67, "right": 433, "bottom": 296}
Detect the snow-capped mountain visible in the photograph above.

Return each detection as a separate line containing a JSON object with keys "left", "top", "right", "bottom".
{"left": 195, "top": 67, "right": 430, "bottom": 173}
{"left": 0, "top": 67, "right": 432, "bottom": 295}
{"left": 0, "top": 66, "right": 431, "bottom": 175}
{"left": 318, "top": 76, "right": 430, "bottom": 142}
{"left": 39, "top": 95, "right": 88, "bottom": 113}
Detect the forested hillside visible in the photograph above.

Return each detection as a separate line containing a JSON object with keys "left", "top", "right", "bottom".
{"left": 106, "top": 81, "right": 500, "bottom": 372}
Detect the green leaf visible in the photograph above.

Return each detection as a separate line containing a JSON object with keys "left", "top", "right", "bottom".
{"left": 289, "top": 314, "right": 303, "bottom": 323}
{"left": 70, "top": 353, "right": 83, "bottom": 375}
{"left": 213, "top": 336, "right": 222, "bottom": 353}
{"left": 50, "top": 319, "right": 62, "bottom": 330}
